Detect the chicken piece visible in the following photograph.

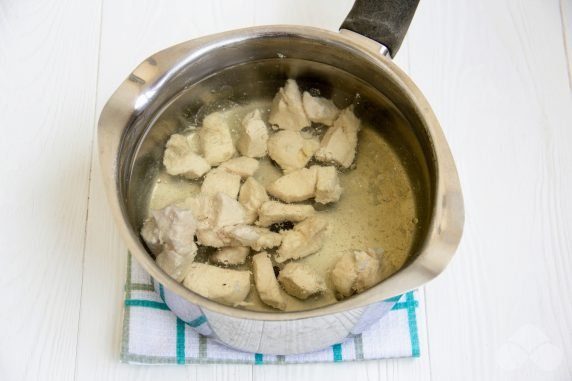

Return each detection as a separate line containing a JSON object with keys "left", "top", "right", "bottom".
{"left": 211, "top": 192, "right": 247, "bottom": 228}
{"left": 219, "top": 156, "right": 260, "bottom": 178}
{"left": 315, "top": 107, "right": 361, "bottom": 168}
{"left": 330, "top": 253, "right": 356, "bottom": 298}
{"left": 199, "top": 112, "right": 236, "bottom": 165}
{"left": 156, "top": 249, "right": 196, "bottom": 282}
{"left": 268, "top": 79, "right": 310, "bottom": 131}
{"left": 252, "top": 252, "right": 287, "bottom": 310}
{"left": 140, "top": 217, "right": 163, "bottom": 255}
{"left": 266, "top": 167, "right": 318, "bottom": 203}
{"left": 184, "top": 192, "right": 246, "bottom": 228}
{"left": 182, "top": 193, "right": 215, "bottom": 230}
{"left": 201, "top": 169, "right": 241, "bottom": 199}
{"left": 237, "top": 109, "right": 269, "bottom": 158}
{"left": 278, "top": 262, "right": 327, "bottom": 299}
{"left": 275, "top": 217, "right": 328, "bottom": 263}
{"left": 238, "top": 177, "right": 270, "bottom": 223}
{"left": 331, "top": 249, "right": 381, "bottom": 298}
{"left": 221, "top": 225, "right": 282, "bottom": 251}
{"left": 183, "top": 263, "right": 251, "bottom": 306}
{"left": 140, "top": 205, "right": 197, "bottom": 257}
{"left": 185, "top": 132, "right": 201, "bottom": 153}
{"left": 210, "top": 246, "right": 250, "bottom": 266}
{"left": 267, "top": 130, "right": 319, "bottom": 173}
{"left": 191, "top": 192, "right": 247, "bottom": 247}
{"left": 302, "top": 92, "right": 340, "bottom": 125}
{"left": 353, "top": 250, "right": 381, "bottom": 292}
{"left": 266, "top": 165, "right": 342, "bottom": 204}
{"left": 196, "top": 228, "right": 230, "bottom": 248}
{"left": 256, "top": 201, "right": 315, "bottom": 227}
{"left": 314, "top": 165, "right": 343, "bottom": 204}
{"left": 163, "top": 134, "right": 211, "bottom": 179}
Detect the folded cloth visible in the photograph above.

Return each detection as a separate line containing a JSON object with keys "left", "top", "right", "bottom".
{"left": 121, "top": 255, "right": 421, "bottom": 364}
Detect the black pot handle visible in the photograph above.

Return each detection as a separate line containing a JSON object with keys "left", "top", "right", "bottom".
{"left": 340, "top": 0, "right": 420, "bottom": 57}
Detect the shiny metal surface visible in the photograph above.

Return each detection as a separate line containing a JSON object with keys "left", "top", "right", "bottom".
{"left": 98, "top": 25, "right": 464, "bottom": 354}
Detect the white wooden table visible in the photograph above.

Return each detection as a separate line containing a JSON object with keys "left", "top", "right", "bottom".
{"left": 1, "top": 0, "right": 571, "bottom": 380}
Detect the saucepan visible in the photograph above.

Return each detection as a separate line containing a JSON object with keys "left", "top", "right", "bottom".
{"left": 98, "top": 0, "right": 464, "bottom": 354}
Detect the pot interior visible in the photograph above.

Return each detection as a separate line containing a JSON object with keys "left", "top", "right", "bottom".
{"left": 119, "top": 32, "right": 436, "bottom": 312}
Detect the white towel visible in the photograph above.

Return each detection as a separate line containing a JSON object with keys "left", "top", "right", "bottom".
{"left": 121, "top": 255, "right": 421, "bottom": 364}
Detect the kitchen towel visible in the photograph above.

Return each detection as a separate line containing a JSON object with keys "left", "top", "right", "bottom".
{"left": 121, "top": 254, "right": 421, "bottom": 364}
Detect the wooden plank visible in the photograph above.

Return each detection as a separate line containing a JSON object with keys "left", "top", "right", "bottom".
{"left": 0, "top": 0, "right": 101, "bottom": 380}
{"left": 407, "top": 0, "right": 572, "bottom": 379}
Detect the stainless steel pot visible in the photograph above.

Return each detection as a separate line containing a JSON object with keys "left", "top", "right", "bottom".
{"left": 98, "top": 0, "right": 464, "bottom": 354}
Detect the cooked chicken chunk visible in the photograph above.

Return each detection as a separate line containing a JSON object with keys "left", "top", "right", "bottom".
{"left": 185, "top": 190, "right": 277, "bottom": 250}
{"left": 182, "top": 193, "right": 215, "bottom": 230}
{"left": 237, "top": 109, "right": 269, "bottom": 158}
{"left": 183, "top": 263, "right": 251, "bottom": 306}
{"left": 252, "top": 252, "right": 287, "bottom": 310}
{"left": 256, "top": 201, "right": 315, "bottom": 227}
{"left": 315, "top": 107, "right": 361, "bottom": 168}
{"left": 210, "top": 246, "right": 250, "bottom": 266}
{"left": 266, "top": 167, "right": 318, "bottom": 203}
{"left": 238, "top": 177, "right": 270, "bottom": 223}
{"left": 268, "top": 79, "right": 310, "bottom": 131}
{"left": 330, "top": 253, "right": 356, "bottom": 297}
{"left": 302, "top": 92, "right": 340, "bottom": 125}
{"left": 190, "top": 192, "right": 246, "bottom": 247}
{"left": 331, "top": 249, "right": 381, "bottom": 298}
{"left": 156, "top": 249, "right": 196, "bottom": 282}
{"left": 278, "top": 262, "right": 327, "bottom": 299}
{"left": 221, "top": 225, "right": 282, "bottom": 251}
{"left": 266, "top": 165, "right": 342, "bottom": 204}
{"left": 314, "top": 165, "right": 343, "bottom": 204}
{"left": 267, "top": 130, "right": 319, "bottom": 173}
{"left": 140, "top": 217, "right": 163, "bottom": 255}
{"left": 201, "top": 169, "right": 241, "bottom": 199}
{"left": 163, "top": 134, "right": 211, "bottom": 179}
{"left": 219, "top": 156, "right": 259, "bottom": 178}
{"left": 352, "top": 250, "right": 381, "bottom": 292}
{"left": 196, "top": 228, "right": 229, "bottom": 248}
{"left": 275, "top": 216, "right": 328, "bottom": 263}
{"left": 199, "top": 112, "right": 236, "bottom": 165}
{"left": 140, "top": 205, "right": 197, "bottom": 257}
{"left": 185, "top": 132, "right": 201, "bottom": 153}
{"left": 211, "top": 192, "right": 247, "bottom": 228}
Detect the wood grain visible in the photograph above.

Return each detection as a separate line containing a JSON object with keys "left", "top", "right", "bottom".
{"left": 407, "top": 0, "right": 572, "bottom": 379}
{"left": 0, "top": 0, "right": 101, "bottom": 380}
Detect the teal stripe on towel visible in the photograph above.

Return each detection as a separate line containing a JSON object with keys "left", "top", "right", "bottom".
{"left": 176, "top": 318, "right": 186, "bottom": 364}
{"left": 406, "top": 292, "right": 420, "bottom": 357}
{"left": 188, "top": 315, "right": 207, "bottom": 327}
{"left": 332, "top": 343, "right": 343, "bottom": 362}
{"left": 385, "top": 295, "right": 402, "bottom": 302}
{"left": 125, "top": 299, "right": 169, "bottom": 310}
{"left": 255, "top": 353, "right": 264, "bottom": 364}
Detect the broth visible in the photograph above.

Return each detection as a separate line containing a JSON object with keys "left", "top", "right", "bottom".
{"left": 128, "top": 59, "right": 429, "bottom": 312}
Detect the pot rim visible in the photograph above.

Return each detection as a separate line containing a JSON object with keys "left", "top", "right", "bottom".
{"left": 98, "top": 25, "right": 464, "bottom": 321}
